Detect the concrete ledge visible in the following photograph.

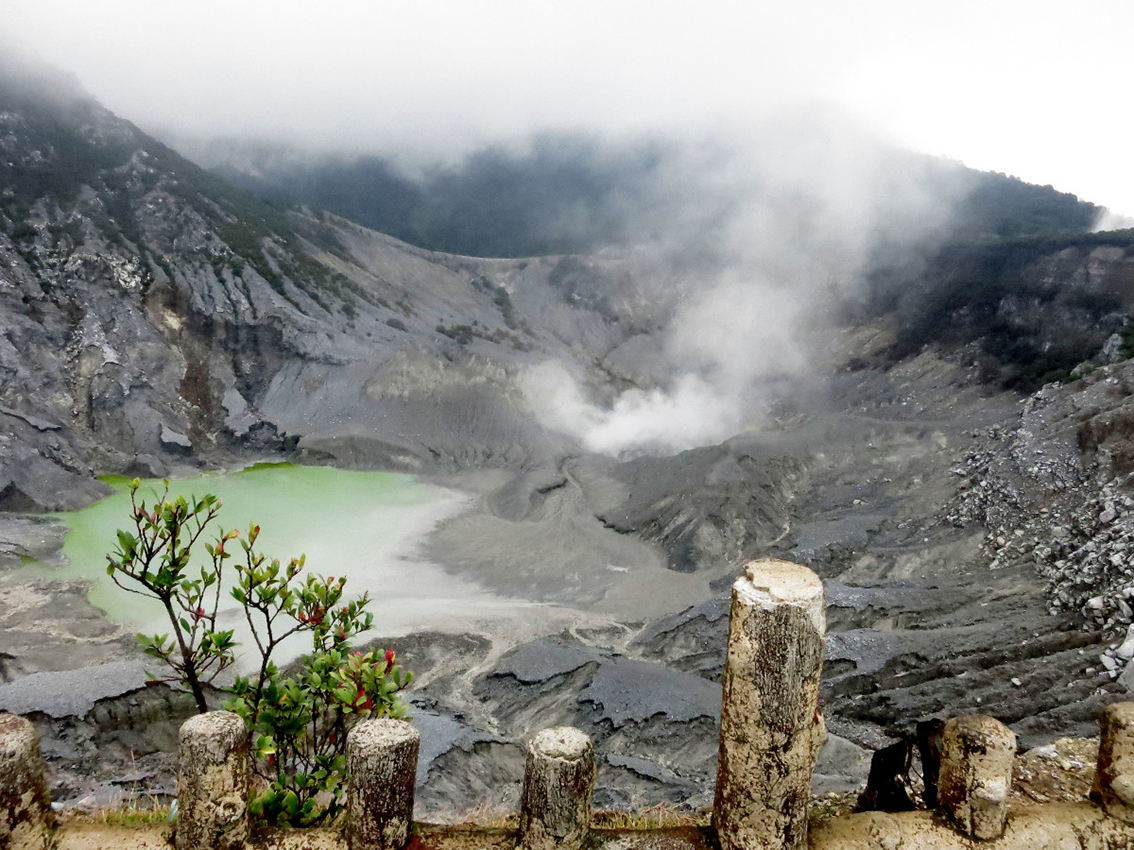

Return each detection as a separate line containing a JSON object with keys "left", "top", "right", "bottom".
{"left": 44, "top": 807, "right": 1134, "bottom": 850}
{"left": 47, "top": 824, "right": 710, "bottom": 850}
{"left": 811, "top": 802, "right": 1134, "bottom": 850}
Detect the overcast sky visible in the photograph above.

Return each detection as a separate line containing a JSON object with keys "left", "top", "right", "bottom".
{"left": 7, "top": 0, "right": 1133, "bottom": 215}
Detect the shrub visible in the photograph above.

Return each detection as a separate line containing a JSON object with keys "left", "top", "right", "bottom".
{"left": 106, "top": 480, "right": 413, "bottom": 826}
{"left": 106, "top": 487, "right": 233, "bottom": 713}
{"left": 10, "top": 220, "right": 38, "bottom": 242}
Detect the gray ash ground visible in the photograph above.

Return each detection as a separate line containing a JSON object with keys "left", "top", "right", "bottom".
{"left": 5, "top": 335, "right": 1131, "bottom": 816}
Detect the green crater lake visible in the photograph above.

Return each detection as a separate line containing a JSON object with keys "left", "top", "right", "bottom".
{"left": 27, "top": 463, "right": 508, "bottom": 645}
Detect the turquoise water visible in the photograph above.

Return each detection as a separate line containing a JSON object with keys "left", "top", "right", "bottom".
{"left": 24, "top": 463, "right": 501, "bottom": 643}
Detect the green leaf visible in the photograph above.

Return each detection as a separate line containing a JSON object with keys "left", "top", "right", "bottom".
{"left": 220, "top": 696, "right": 244, "bottom": 712}
{"left": 333, "top": 687, "right": 355, "bottom": 704}
{"left": 282, "top": 790, "right": 300, "bottom": 817}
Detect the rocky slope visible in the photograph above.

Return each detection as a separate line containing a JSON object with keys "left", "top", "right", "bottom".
{"left": 0, "top": 56, "right": 686, "bottom": 504}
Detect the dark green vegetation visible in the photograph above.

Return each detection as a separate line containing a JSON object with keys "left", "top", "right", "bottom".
{"left": 949, "top": 171, "right": 1100, "bottom": 239}
{"left": 866, "top": 230, "right": 1134, "bottom": 388}
{"left": 208, "top": 134, "right": 1102, "bottom": 260}
{"left": 212, "top": 134, "right": 672, "bottom": 257}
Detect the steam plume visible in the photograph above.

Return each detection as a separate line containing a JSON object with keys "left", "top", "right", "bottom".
{"left": 522, "top": 113, "right": 956, "bottom": 455}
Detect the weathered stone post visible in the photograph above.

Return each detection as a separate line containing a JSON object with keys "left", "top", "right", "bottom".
{"left": 176, "top": 710, "right": 249, "bottom": 850}
{"left": 713, "top": 559, "right": 826, "bottom": 850}
{"left": 346, "top": 718, "right": 420, "bottom": 850}
{"left": 937, "top": 715, "right": 1015, "bottom": 840}
{"left": 518, "top": 727, "right": 596, "bottom": 850}
{"left": 0, "top": 714, "right": 51, "bottom": 850}
{"left": 1093, "top": 701, "right": 1134, "bottom": 822}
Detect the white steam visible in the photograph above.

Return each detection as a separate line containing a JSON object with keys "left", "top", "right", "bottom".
{"left": 522, "top": 114, "right": 956, "bottom": 456}
{"left": 1093, "top": 209, "right": 1134, "bottom": 233}
{"left": 523, "top": 365, "right": 748, "bottom": 455}
{"left": 522, "top": 273, "right": 812, "bottom": 455}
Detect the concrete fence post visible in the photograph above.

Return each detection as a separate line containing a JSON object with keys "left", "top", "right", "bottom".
{"left": 176, "top": 710, "right": 249, "bottom": 850}
{"left": 937, "top": 715, "right": 1015, "bottom": 840}
{"left": 1093, "top": 702, "right": 1134, "bottom": 823}
{"left": 518, "top": 727, "right": 596, "bottom": 850}
{"left": 0, "top": 713, "right": 51, "bottom": 850}
{"left": 346, "top": 718, "right": 420, "bottom": 850}
{"left": 713, "top": 559, "right": 826, "bottom": 850}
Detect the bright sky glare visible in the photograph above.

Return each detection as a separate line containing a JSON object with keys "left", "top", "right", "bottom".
{"left": 6, "top": 0, "right": 1133, "bottom": 215}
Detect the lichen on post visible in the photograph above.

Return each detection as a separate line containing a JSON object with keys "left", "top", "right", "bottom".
{"left": 0, "top": 713, "right": 51, "bottom": 850}
{"left": 1093, "top": 701, "right": 1134, "bottom": 823}
{"left": 518, "top": 727, "right": 596, "bottom": 850}
{"left": 713, "top": 559, "right": 826, "bottom": 850}
{"left": 176, "top": 710, "right": 250, "bottom": 850}
{"left": 345, "top": 718, "right": 420, "bottom": 850}
{"left": 937, "top": 715, "right": 1016, "bottom": 840}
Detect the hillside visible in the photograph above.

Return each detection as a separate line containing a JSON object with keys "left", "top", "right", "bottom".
{"left": 191, "top": 136, "right": 1101, "bottom": 259}
{"left": 863, "top": 230, "right": 1134, "bottom": 388}
{"left": 0, "top": 55, "right": 686, "bottom": 503}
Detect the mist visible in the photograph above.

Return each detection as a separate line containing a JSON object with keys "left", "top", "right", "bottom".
{"left": 520, "top": 114, "right": 963, "bottom": 455}
{"left": 7, "top": 1, "right": 1134, "bottom": 215}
